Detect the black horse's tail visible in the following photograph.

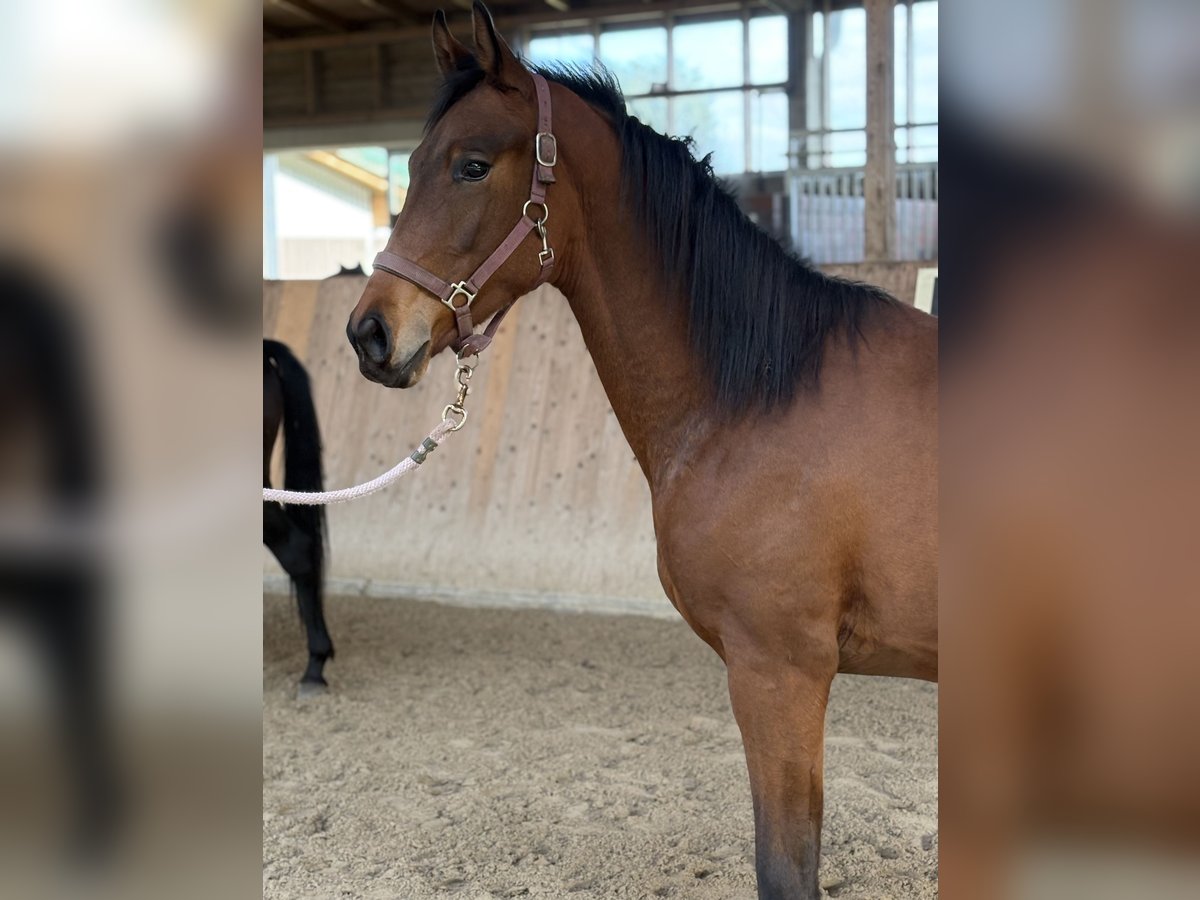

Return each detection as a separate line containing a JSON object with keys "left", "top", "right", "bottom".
{"left": 1, "top": 261, "right": 103, "bottom": 507}
{"left": 263, "top": 339, "right": 325, "bottom": 578}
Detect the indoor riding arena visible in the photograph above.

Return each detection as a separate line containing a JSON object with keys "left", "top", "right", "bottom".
{"left": 263, "top": 2, "right": 938, "bottom": 897}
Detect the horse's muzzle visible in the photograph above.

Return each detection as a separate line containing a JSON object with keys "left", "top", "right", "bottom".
{"left": 349, "top": 312, "right": 431, "bottom": 388}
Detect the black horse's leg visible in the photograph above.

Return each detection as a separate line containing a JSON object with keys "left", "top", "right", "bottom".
{"left": 726, "top": 641, "right": 838, "bottom": 900}
{"left": 30, "top": 566, "right": 121, "bottom": 860}
{"left": 292, "top": 561, "right": 333, "bottom": 690}
{"left": 264, "top": 503, "right": 333, "bottom": 690}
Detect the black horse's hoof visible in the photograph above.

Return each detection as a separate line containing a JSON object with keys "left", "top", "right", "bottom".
{"left": 296, "top": 678, "right": 329, "bottom": 699}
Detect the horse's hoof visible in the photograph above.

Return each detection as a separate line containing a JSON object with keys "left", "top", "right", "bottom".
{"left": 296, "top": 678, "right": 328, "bottom": 699}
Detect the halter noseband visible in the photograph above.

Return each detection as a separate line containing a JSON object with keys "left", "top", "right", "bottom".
{"left": 371, "top": 71, "right": 558, "bottom": 357}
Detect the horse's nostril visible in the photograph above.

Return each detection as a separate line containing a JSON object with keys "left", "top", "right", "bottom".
{"left": 355, "top": 314, "right": 392, "bottom": 365}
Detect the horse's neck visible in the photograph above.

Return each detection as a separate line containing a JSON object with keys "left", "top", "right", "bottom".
{"left": 555, "top": 201, "right": 713, "bottom": 487}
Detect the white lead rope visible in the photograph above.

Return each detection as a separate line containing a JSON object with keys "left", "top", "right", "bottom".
{"left": 262, "top": 416, "right": 459, "bottom": 506}
{"left": 264, "top": 328, "right": 479, "bottom": 506}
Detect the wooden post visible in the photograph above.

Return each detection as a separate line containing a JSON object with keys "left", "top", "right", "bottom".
{"left": 864, "top": 0, "right": 895, "bottom": 260}
{"left": 787, "top": 7, "right": 808, "bottom": 170}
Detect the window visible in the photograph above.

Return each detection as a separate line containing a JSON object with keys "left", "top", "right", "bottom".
{"left": 749, "top": 16, "right": 788, "bottom": 85}
{"left": 521, "top": 2, "right": 936, "bottom": 174}
{"left": 749, "top": 89, "right": 790, "bottom": 172}
{"left": 673, "top": 20, "right": 743, "bottom": 90}
{"left": 804, "top": 0, "right": 939, "bottom": 168}
{"left": 524, "top": 12, "right": 788, "bottom": 176}
{"left": 675, "top": 90, "right": 745, "bottom": 173}
{"left": 263, "top": 146, "right": 395, "bottom": 279}
{"left": 598, "top": 26, "right": 666, "bottom": 96}
{"left": 826, "top": 7, "right": 866, "bottom": 131}
{"left": 626, "top": 96, "right": 668, "bottom": 134}
{"left": 905, "top": 1, "right": 938, "bottom": 162}
{"left": 527, "top": 32, "right": 594, "bottom": 66}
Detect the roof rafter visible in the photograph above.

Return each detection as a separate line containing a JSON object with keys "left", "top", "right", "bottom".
{"left": 268, "top": 0, "right": 352, "bottom": 33}
{"left": 357, "top": 0, "right": 420, "bottom": 27}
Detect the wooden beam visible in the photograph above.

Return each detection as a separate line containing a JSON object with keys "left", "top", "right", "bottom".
{"left": 357, "top": 0, "right": 419, "bottom": 26}
{"left": 263, "top": 1, "right": 757, "bottom": 53}
{"left": 269, "top": 0, "right": 352, "bottom": 33}
{"left": 265, "top": 105, "right": 428, "bottom": 129}
{"left": 762, "top": 0, "right": 807, "bottom": 12}
{"left": 305, "top": 150, "right": 389, "bottom": 192}
{"left": 863, "top": 0, "right": 895, "bottom": 260}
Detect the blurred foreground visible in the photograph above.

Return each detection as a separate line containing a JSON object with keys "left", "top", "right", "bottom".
{"left": 942, "top": 2, "right": 1200, "bottom": 898}
{"left": 0, "top": 3, "right": 260, "bottom": 898}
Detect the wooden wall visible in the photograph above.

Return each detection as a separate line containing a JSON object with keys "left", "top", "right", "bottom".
{"left": 264, "top": 278, "right": 667, "bottom": 615}
{"left": 264, "top": 262, "right": 924, "bottom": 614}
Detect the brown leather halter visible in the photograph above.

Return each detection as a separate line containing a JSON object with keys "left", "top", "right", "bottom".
{"left": 371, "top": 71, "right": 558, "bottom": 357}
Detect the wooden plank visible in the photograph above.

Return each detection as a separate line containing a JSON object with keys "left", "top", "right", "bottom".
{"left": 304, "top": 150, "right": 388, "bottom": 192}
{"left": 270, "top": 0, "right": 351, "bottom": 32}
{"left": 263, "top": 1, "right": 756, "bottom": 53}
{"left": 271, "top": 280, "right": 320, "bottom": 356}
{"left": 468, "top": 302, "right": 521, "bottom": 520}
{"left": 864, "top": 0, "right": 896, "bottom": 260}
{"left": 263, "top": 278, "right": 662, "bottom": 607}
{"left": 357, "top": 0, "right": 419, "bottom": 26}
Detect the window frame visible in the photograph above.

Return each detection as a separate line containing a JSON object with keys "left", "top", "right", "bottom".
{"left": 519, "top": 3, "right": 789, "bottom": 176}
{"left": 801, "top": 0, "right": 938, "bottom": 169}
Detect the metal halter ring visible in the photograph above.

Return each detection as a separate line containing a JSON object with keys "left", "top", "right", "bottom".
{"left": 443, "top": 281, "right": 477, "bottom": 311}
{"left": 522, "top": 200, "right": 549, "bottom": 226}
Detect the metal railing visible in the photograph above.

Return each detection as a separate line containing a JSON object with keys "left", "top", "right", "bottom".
{"left": 787, "top": 160, "right": 938, "bottom": 263}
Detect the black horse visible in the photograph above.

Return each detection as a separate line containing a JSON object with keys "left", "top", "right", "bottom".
{"left": 263, "top": 339, "right": 334, "bottom": 692}
{"left": 0, "top": 258, "right": 120, "bottom": 859}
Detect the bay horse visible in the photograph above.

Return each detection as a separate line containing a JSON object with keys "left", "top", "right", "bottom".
{"left": 263, "top": 339, "right": 334, "bottom": 692}
{"left": 346, "top": 4, "right": 938, "bottom": 897}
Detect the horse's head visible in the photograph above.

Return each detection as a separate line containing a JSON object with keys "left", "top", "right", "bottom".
{"left": 347, "top": 2, "right": 561, "bottom": 388}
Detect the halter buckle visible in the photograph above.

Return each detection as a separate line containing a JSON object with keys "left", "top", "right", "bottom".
{"left": 443, "top": 281, "right": 476, "bottom": 311}
{"left": 535, "top": 132, "right": 557, "bottom": 167}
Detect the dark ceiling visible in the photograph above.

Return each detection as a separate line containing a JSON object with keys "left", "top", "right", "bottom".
{"left": 262, "top": 1, "right": 815, "bottom": 43}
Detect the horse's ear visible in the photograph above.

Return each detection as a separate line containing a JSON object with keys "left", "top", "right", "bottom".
{"left": 470, "top": 1, "right": 522, "bottom": 85}
{"left": 432, "top": 9, "right": 474, "bottom": 77}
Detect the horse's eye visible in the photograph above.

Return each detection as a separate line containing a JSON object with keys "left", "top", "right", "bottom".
{"left": 460, "top": 160, "right": 491, "bottom": 182}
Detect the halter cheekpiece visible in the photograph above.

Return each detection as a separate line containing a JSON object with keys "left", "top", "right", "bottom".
{"left": 371, "top": 70, "right": 558, "bottom": 356}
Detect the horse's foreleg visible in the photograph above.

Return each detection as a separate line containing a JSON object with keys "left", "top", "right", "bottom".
{"left": 264, "top": 504, "right": 333, "bottom": 690}
{"left": 726, "top": 646, "right": 837, "bottom": 900}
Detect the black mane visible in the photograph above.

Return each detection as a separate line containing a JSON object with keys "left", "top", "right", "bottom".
{"left": 429, "top": 61, "right": 897, "bottom": 409}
